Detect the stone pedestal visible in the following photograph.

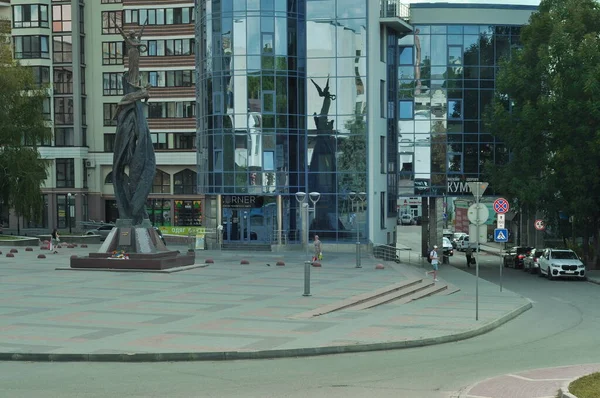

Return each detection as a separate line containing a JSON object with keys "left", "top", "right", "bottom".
{"left": 70, "top": 219, "right": 195, "bottom": 270}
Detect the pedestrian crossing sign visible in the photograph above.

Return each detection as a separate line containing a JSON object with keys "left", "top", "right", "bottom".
{"left": 494, "top": 228, "right": 508, "bottom": 242}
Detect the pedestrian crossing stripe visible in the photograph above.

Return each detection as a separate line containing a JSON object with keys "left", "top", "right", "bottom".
{"left": 496, "top": 231, "right": 506, "bottom": 240}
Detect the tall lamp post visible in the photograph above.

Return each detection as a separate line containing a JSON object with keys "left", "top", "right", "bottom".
{"left": 67, "top": 193, "right": 74, "bottom": 234}
{"left": 348, "top": 191, "right": 367, "bottom": 268}
{"left": 295, "top": 191, "right": 321, "bottom": 259}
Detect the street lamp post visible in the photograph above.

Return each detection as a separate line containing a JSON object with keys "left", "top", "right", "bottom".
{"left": 67, "top": 193, "right": 73, "bottom": 234}
{"left": 295, "top": 191, "right": 321, "bottom": 259}
{"left": 348, "top": 191, "right": 367, "bottom": 268}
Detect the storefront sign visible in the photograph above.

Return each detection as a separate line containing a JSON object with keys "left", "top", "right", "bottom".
{"left": 221, "top": 195, "right": 264, "bottom": 208}
{"left": 158, "top": 226, "right": 205, "bottom": 236}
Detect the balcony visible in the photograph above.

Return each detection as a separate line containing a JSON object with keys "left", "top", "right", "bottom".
{"left": 380, "top": 0, "right": 412, "bottom": 33}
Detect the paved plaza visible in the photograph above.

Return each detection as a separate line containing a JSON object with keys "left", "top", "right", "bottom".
{"left": 0, "top": 243, "right": 530, "bottom": 360}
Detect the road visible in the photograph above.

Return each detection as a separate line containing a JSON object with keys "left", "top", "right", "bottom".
{"left": 1, "top": 227, "right": 598, "bottom": 398}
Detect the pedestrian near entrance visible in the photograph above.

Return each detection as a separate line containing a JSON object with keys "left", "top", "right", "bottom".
{"left": 313, "top": 235, "right": 322, "bottom": 262}
{"left": 465, "top": 246, "right": 473, "bottom": 268}
{"left": 51, "top": 228, "right": 60, "bottom": 254}
{"left": 426, "top": 245, "right": 439, "bottom": 281}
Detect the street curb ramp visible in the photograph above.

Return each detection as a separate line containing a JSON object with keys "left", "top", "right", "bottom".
{"left": 0, "top": 301, "right": 532, "bottom": 362}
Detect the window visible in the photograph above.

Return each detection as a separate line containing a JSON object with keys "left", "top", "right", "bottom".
{"left": 53, "top": 66, "right": 73, "bottom": 94}
{"left": 103, "top": 72, "right": 123, "bottom": 96}
{"left": 101, "top": 0, "right": 122, "bottom": 3}
{"left": 399, "top": 46, "right": 413, "bottom": 65}
{"left": 104, "top": 172, "right": 113, "bottom": 184}
{"left": 152, "top": 169, "right": 170, "bottom": 194}
{"left": 13, "top": 4, "right": 49, "bottom": 28}
{"left": 398, "top": 100, "right": 413, "bottom": 119}
{"left": 174, "top": 133, "right": 195, "bottom": 149}
{"left": 141, "top": 39, "right": 195, "bottom": 57}
{"left": 146, "top": 199, "right": 171, "bottom": 227}
{"left": 104, "top": 134, "right": 115, "bottom": 152}
{"left": 151, "top": 133, "right": 167, "bottom": 150}
{"left": 103, "top": 103, "right": 118, "bottom": 126}
{"left": 102, "top": 41, "right": 124, "bottom": 65}
{"left": 53, "top": 36, "right": 72, "bottom": 63}
{"left": 174, "top": 200, "right": 202, "bottom": 226}
{"left": 448, "top": 100, "right": 463, "bottom": 119}
{"left": 54, "top": 97, "right": 74, "bottom": 125}
{"left": 380, "top": 80, "right": 385, "bottom": 118}
{"left": 380, "top": 192, "right": 386, "bottom": 229}
{"left": 380, "top": 136, "right": 386, "bottom": 173}
{"left": 13, "top": 36, "right": 50, "bottom": 59}
{"left": 52, "top": 4, "right": 72, "bottom": 32}
{"left": 140, "top": 70, "right": 195, "bottom": 87}
{"left": 126, "top": 7, "right": 194, "bottom": 26}
{"left": 146, "top": 101, "right": 195, "bottom": 118}
{"left": 54, "top": 128, "right": 74, "bottom": 147}
{"left": 174, "top": 169, "right": 197, "bottom": 194}
{"left": 30, "top": 66, "right": 50, "bottom": 87}
{"left": 102, "top": 11, "right": 122, "bottom": 34}
{"left": 56, "top": 158, "right": 75, "bottom": 188}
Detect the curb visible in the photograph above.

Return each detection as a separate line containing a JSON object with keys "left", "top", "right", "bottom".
{"left": 559, "top": 380, "right": 578, "bottom": 398}
{"left": 0, "top": 301, "right": 532, "bottom": 363}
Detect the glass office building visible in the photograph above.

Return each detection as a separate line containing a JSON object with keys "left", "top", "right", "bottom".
{"left": 195, "top": 1, "right": 537, "bottom": 246}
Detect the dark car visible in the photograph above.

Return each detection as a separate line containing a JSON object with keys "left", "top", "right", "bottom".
{"left": 503, "top": 246, "right": 533, "bottom": 269}
{"left": 153, "top": 227, "right": 166, "bottom": 246}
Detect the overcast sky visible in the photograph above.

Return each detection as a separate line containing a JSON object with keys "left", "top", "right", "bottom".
{"left": 404, "top": 0, "right": 540, "bottom": 5}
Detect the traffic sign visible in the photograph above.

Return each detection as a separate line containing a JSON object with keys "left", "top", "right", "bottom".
{"left": 534, "top": 219, "right": 545, "bottom": 231}
{"left": 467, "top": 203, "right": 489, "bottom": 225}
{"left": 493, "top": 198, "right": 510, "bottom": 214}
{"left": 494, "top": 228, "right": 508, "bottom": 242}
{"left": 467, "top": 182, "right": 489, "bottom": 200}
{"left": 497, "top": 213, "right": 505, "bottom": 229}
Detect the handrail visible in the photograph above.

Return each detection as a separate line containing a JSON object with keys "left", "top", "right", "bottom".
{"left": 380, "top": 0, "right": 410, "bottom": 20}
{"left": 370, "top": 242, "right": 425, "bottom": 268}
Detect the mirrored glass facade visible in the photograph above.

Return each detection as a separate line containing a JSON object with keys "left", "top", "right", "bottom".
{"left": 196, "top": 0, "right": 369, "bottom": 241}
{"left": 395, "top": 24, "right": 521, "bottom": 197}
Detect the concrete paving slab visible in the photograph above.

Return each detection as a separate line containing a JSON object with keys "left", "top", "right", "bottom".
{"left": 0, "top": 244, "right": 531, "bottom": 361}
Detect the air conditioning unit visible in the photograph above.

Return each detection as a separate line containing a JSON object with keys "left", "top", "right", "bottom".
{"left": 85, "top": 159, "right": 96, "bottom": 168}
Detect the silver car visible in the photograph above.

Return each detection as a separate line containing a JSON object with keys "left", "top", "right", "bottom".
{"left": 523, "top": 248, "right": 544, "bottom": 274}
{"left": 85, "top": 224, "right": 115, "bottom": 239}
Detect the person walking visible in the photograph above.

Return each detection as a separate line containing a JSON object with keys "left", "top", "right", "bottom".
{"left": 426, "top": 245, "right": 439, "bottom": 282}
{"left": 465, "top": 246, "right": 473, "bottom": 268}
{"left": 51, "top": 228, "right": 60, "bottom": 254}
{"left": 313, "top": 235, "right": 322, "bottom": 262}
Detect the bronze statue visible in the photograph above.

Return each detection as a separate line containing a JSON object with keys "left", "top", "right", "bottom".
{"left": 112, "top": 19, "right": 156, "bottom": 225}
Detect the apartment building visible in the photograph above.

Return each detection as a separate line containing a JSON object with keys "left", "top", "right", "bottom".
{"left": 3, "top": 0, "right": 201, "bottom": 234}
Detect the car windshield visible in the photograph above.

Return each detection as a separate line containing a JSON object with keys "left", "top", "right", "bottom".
{"left": 551, "top": 251, "right": 578, "bottom": 260}
{"left": 534, "top": 250, "right": 544, "bottom": 257}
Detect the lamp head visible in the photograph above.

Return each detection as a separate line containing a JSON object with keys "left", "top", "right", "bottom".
{"left": 348, "top": 191, "right": 356, "bottom": 201}
{"left": 358, "top": 192, "right": 367, "bottom": 202}
{"left": 295, "top": 191, "right": 306, "bottom": 203}
{"left": 309, "top": 191, "right": 321, "bottom": 204}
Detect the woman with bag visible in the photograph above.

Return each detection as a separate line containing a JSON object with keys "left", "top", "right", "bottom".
{"left": 51, "top": 228, "right": 60, "bottom": 254}
{"left": 313, "top": 235, "right": 322, "bottom": 262}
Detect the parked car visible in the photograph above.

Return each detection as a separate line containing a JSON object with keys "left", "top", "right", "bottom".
{"left": 442, "top": 237, "right": 454, "bottom": 257}
{"left": 85, "top": 224, "right": 116, "bottom": 239}
{"left": 503, "top": 246, "right": 533, "bottom": 269}
{"left": 539, "top": 248, "right": 586, "bottom": 280}
{"left": 412, "top": 215, "right": 422, "bottom": 225}
{"left": 523, "top": 248, "right": 545, "bottom": 273}
{"left": 458, "top": 235, "right": 480, "bottom": 252}
{"left": 452, "top": 232, "right": 467, "bottom": 249}
{"left": 399, "top": 214, "right": 413, "bottom": 225}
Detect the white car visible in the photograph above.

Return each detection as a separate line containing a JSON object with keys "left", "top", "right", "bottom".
{"left": 458, "top": 235, "right": 480, "bottom": 252}
{"left": 399, "top": 214, "right": 413, "bottom": 225}
{"left": 538, "top": 249, "right": 586, "bottom": 280}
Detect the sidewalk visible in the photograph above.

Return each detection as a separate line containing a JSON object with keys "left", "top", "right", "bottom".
{"left": 0, "top": 243, "right": 531, "bottom": 361}
{"left": 456, "top": 363, "right": 600, "bottom": 398}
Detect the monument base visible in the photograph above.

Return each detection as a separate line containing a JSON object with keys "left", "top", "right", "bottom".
{"left": 69, "top": 219, "right": 195, "bottom": 270}
{"left": 70, "top": 250, "right": 195, "bottom": 270}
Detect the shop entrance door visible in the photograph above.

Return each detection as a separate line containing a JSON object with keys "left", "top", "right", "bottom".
{"left": 222, "top": 208, "right": 254, "bottom": 242}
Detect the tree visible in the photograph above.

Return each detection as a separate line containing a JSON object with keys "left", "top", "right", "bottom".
{"left": 484, "top": 0, "right": 600, "bottom": 266}
{"left": 337, "top": 115, "right": 366, "bottom": 195}
{"left": 0, "top": 20, "right": 52, "bottom": 230}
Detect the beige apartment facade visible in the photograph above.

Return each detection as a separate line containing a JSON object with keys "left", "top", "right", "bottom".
{"left": 2, "top": 0, "right": 202, "bottom": 234}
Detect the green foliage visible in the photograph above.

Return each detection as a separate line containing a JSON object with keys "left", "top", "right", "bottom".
{"left": 0, "top": 20, "right": 52, "bottom": 222}
{"left": 486, "top": 0, "right": 600, "bottom": 216}
{"left": 337, "top": 116, "right": 367, "bottom": 194}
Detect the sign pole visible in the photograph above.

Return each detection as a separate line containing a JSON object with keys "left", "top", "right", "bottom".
{"left": 468, "top": 182, "right": 488, "bottom": 322}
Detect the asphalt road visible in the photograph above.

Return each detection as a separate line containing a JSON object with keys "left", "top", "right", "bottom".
{"left": 1, "top": 227, "right": 598, "bottom": 398}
